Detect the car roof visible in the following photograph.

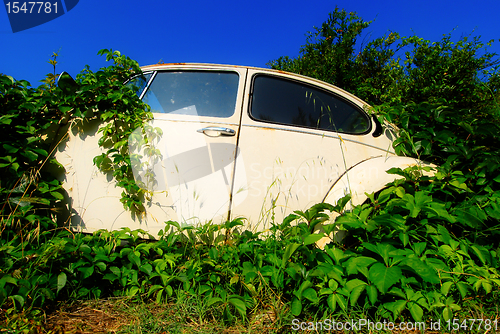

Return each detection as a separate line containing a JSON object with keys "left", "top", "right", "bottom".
{"left": 139, "top": 63, "right": 369, "bottom": 108}
{"left": 141, "top": 62, "right": 279, "bottom": 73}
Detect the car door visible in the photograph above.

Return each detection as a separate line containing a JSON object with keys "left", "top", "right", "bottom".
{"left": 58, "top": 65, "right": 248, "bottom": 235}
{"left": 230, "top": 69, "right": 382, "bottom": 229}
{"left": 132, "top": 65, "right": 248, "bottom": 226}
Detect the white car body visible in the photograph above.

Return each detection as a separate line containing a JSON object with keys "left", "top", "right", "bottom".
{"left": 55, "top": 63, "right": 426, "bottom": 236}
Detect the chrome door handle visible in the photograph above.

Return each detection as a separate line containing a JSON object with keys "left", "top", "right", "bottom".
{"left": 197, "top": 127, "right": 235, "bottom": 137}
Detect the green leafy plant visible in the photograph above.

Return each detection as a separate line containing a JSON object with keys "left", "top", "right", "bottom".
{"left": 2, "top": 8, "right": 500, "bottom": 330}
{"left": 269, "top": 7, "right": 500, "bottom": 108}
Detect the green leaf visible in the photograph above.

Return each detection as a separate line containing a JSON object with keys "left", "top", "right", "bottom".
{"left": 335, "top": 214, "right": 364, "bottom": 229}
{"left": 291, "top": 297, "right": 302, "bottom": 316}
{"left": 481, "top": 280, "right": 492, "bottom": 294}
{"left": 303, "top": 233, "right": 325, "bottom": 246}
{"left": 336, "top": 294, "right": 347, "bottom": 310}
{"left": 325, "top": 247, "right": 345, "bottom": 266}
{"left": 408, "top": 303, "right": 424, "bottom": 321}
{"left": 425, "top": 202, "right": 456, "bottom": 223}
{"left": 403, "top": 193, "right": 421, "bottom": 218}
{"left": 346, "top": 278, "right": 367, "bottom": 292}
{"left": 148, "top": 285, "right": 163, "bottom": 296}
{"left": 155, "top": 289, "right": 164, "bottom": 303}
{"left": 399, "top": 232, "right": 409, "bottom": 247}
{"left": 10, "top": 295, "right": 25, "bottom": 309}
{"left": 331, "top": 194, "right": 351, "bottom": 213}
{"left": 79, "top": 244, "right": 92, "bottom": 254}
{"left": 140, "top": 264, "right": 153, "bottom": 276}
{"left": 471, "top": 245, "right": 490, "bottom": 266}
{"left": 376, "top": 187, "right": 395, "bottom": 204}
{"left": 436, "top": 225, "right": 452, "bottom": 244}
{"left": 368, "top": 263, "right": 402, "bottom": 294}
{"left": 366, "top": 285, "right": 378, "bottom": 305}
{"left": 363, "top": 243, "right": 395, "bottom": 266}
{"left": 59, "top": 105, "right": 73, "bottom": 113}
{"left": 78, "top": 266, "right": 94, "bottom": 279}
{"left": 327, "top": 294, "right": 337, "bottom": 312}
{"left": 57, "top": 272, "right": 67, "bottom": 294}
{"left": 295, "top": 280, "right": 313, "bottom": 299}
{"left": 385, "top": 299, "right": 407, "bottom": 318}
{"left": 282, "top": 213, "right": 300, "bottom": 227}
{"left": 228, "top": 296, "right": 247, "bottom": 319}
{"left": 349, "top": 283, "right": 367, "bottom": 306}
{"left": 128, "top": 286, "right": 140, "bottom": 296}
{"left": 443, "top": 307, "right": 453, "bottom": 321}
{"left": 441, "top": 281, "right": 453, "bottom": 296}
{"left": 282, "top": 243, "right": 300, "bottom": 268}
{"left": 345, "top": 256, "right": 377, "bottom": 276}
{"left": 401, "top": 257, "right": 440, "bottom": 283}
{"left": 165, "top": 285, "right": 173, "bottom": 297}
{"left": 412, "top": 242, "right": 427, "bottom": 256}
{"left": 109, "top": 266, "right": 121, "bottom": 277}
{"left": 94, "top": 262, "right": 107, "bottom": 271}
{"left": 485, "top": 202, "right": 500, "bottom": 220}
{"left": 207, "top": 297, "right": 223, "bottom": 307}
{"left": 50, "top": 191, "right": 64, "bottom": 200}
{"left": 103, "top": 273, "right": 118, "bottom": 282}
{"left": 128, "top": 252, "right": 141, "bottom": 267}
{"left": 0, "top": 275, "right": 18, "bottom": 286}
{"left": 328, "top": 278, "right": 339, "bottom": 291}
{"left": 198, "top": 284, "right": 211, "bottom": 295}
{"left": 454, "top": 207, "right": 486, "bottom": 228}
{"left": 22, "top": 150, "right": 38, "bottom": 162}
{"left": 302, "top": 288, "right": 319, "bottom": 304}
{"left": 456, "top": 282, "right": 469, "bottom": 299}
{"left": 0, "top": 114, "right": 14, "bottom": 125}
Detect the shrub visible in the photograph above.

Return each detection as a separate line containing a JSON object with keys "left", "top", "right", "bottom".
{"left": 1, "top": 9, "right": 500, "bottom": 329}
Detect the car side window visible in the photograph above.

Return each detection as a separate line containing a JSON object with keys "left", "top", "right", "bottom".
{"left": 141, "top": 71, "right": 239, "bottom": 117}
{"left": 250, "top": 75, "right": 370, "bottom": 134}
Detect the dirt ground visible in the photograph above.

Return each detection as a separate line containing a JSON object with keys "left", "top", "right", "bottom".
{"left": 32, "top": 298, "right": 282, "bottom": 334}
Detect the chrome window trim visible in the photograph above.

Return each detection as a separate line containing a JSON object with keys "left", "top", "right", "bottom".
{"left": 138, "top": 71, "right": 157, "bottom": 101}
{"left": 142, "top": 69, "right": 240, "bottom": 118}
{"left": 241, "top": 123, "right": 394, "bottom": 154}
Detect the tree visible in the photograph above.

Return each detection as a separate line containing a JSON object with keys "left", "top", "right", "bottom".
{"left": 268, "top": 8, "right": 500, "bottom": 108}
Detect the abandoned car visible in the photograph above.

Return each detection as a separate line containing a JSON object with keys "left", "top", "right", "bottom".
{"left": 55, "top": 63, "right": 428, "bottom": 237}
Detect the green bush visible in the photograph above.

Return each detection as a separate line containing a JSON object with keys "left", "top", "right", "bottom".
{"left": 0, "top": 49, "right": 151, "bottom": 316}
{"left": 267, "top": 6, "right": 500, "bottom": 324}
{"left": 268, "top": 7, "right": 500, "bottom": 108}
{"left": 1, "top": 9, "right": 500, "bottom": 330}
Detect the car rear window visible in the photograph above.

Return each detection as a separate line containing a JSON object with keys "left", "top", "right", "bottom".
{"left": 250, "top": 75, "right": 370, "bottom": 134}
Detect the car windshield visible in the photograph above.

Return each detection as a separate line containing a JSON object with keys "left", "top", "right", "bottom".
{"left": 125, "top": 72, "right": 153, "bottom": 98}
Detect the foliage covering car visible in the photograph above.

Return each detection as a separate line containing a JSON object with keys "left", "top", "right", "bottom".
{"left": 55, "top": 63, "right": 429, "bottom": 236}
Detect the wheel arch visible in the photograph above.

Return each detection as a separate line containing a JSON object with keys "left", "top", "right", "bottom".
{"left": 322, "top": 155, "right": 434, "bottom": 208}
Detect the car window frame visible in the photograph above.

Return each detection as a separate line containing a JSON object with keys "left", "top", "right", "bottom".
{"left": 124, "top": 71, "right": 156, "bottom": 100}
{"left": 137, "top": 69, "right": 241, "bottom": 118}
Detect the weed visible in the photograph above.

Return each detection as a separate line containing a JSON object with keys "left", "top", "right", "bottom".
{"left": 2, "top": 10, "right": 500, "bottom": 331}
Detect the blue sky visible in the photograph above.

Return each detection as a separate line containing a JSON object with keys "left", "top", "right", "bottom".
{"left": 2, "top": 0, "right": 500, "bottom": 86}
